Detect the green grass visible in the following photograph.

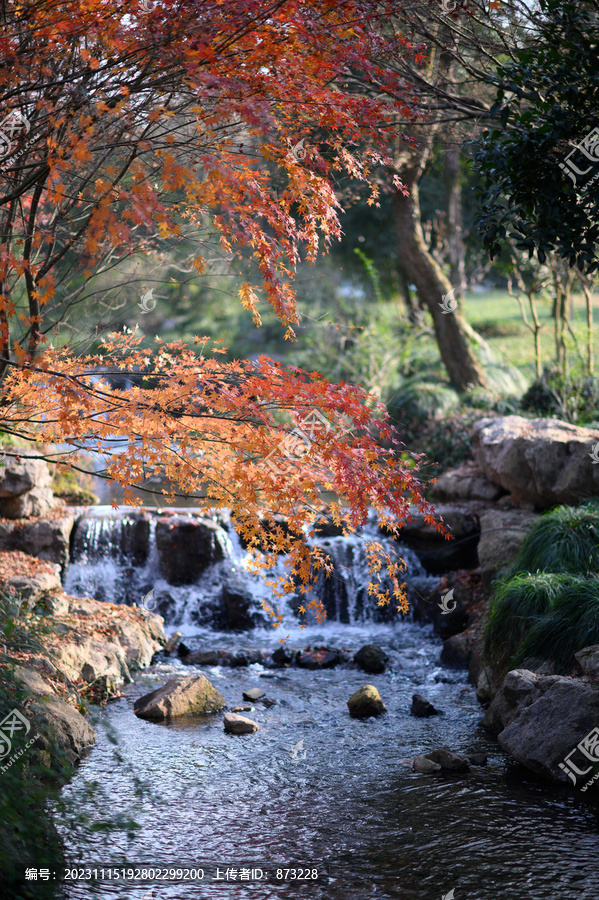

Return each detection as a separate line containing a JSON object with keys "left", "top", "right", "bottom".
{"left": 507, "top": 501, "right": 599, "bottom": 577}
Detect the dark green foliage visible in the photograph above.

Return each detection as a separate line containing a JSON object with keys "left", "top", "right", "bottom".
{"left": 508, "top": 501, "right": 599, "bottom": 577}
{"left": 472, "top": 0, "right": 599, "bottom": 272}
{"left": 485, "top": 501, "right": 599, "bottom": 672}
{"left": 520, "top": 365, "right": 599, "bottom": 425}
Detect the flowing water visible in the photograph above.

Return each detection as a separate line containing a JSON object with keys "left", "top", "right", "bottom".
{"left": 56, "top": 511, "right": 599, "bottom": 900}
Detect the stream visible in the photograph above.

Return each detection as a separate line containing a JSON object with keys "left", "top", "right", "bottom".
{"left": 55, "top": 510, "right": 599, "bottom": 900}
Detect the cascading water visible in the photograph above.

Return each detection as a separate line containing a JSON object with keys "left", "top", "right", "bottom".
{"left": 64, "top": 507, "right": 438, "bottom": 630}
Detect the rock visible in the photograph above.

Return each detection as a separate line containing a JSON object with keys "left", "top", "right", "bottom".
{"left": 110, "top": 618, "right": 158, "bottom": 670}
{"left": 574, "top": 645, "right": 599, "bottom": 678}
{"left": 483, "top": 669, "right": 545, "bottom": 734}
{"left": 297, "top": 649, "right": 341, "bottom": 669}
{"left": 164, "top": 631, "right": 182, "bottom": 654}
{"left": 1, "top": 563, "right": 62, "bottom": 612}
{"left": 0, "top": 486, "right": 58, "bottom": 519}
{"left": 496, "top": 676, "right": 599, "bottom": 784}
{"left": 261, "top": 698, "right": 276, "bottom": 708}
{"left": 424, "top": 748, "right": 470, "bottom": 772}
{"left": 223, "top": 712, "right": 259, "bottom": 734}
{"left": 471, "top": 415, "right": 599, "bottom": 508}
{"left": 272, "top": 646, "right": 294, "bottom": 667}
{"left": 477, "top": 508, "right": 539, "bottom": 591}
{"left": 440, "top": 633, "right": 472, "bottom": 669}
{"left": 229, "top": 651, "right": 264, "bottom": 667}
{"left": 411, "top": 693, "right": 440, "bottom": 717}
{"left": 389, "top": 504, "right": 480, "bottom": 574}
{"left": 468, "top": 752, "right": 488, "bottom": 766}
{"left": 0, "top": 454, "right": 51, "bottom": 497}
{"left": 82, "top": 674, "right": 118, "bottom": 705}
{"left": 219, "top": 582, "right": 256, "bottom": 631}
{"left": 347, "top": 684, "right": 386, "bottom": 718}
{"left": 431, "top": 461, "right": 505, "bottom": 503}
{"left": 155, "top": 516, "right": 225, "bottom": 585}
{"left": 0, "top": 514, "right": 74, "bottom": 574}
{"left": 12, "top": 665, "right": 55, "bottom": 697}
{"left": 413, "top": 756, "right": 442, "bottom": 774}
{"left": 242, "top": 688, "right": 265, "bottom": 701}
{"left": 29, "top": 694, "right": 96, "bottom": 765}
{"left": 354, "top": 644, "right": 389, "bottom": 674}
{"left": 183, "top": 649, "right": 233, "bottom": 667}
{"left": 51, "top": 639, "right": 132, "bottom": 686}
{"left": 134, "top": 675, "right": 226, "bottom": 720}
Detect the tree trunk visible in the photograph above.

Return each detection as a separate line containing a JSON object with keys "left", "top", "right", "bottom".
{"left": 444, "top": 144, "right": 466, "bottom": 299}
{"left": 392, "top": 180, "right": 488, "bottom": 392}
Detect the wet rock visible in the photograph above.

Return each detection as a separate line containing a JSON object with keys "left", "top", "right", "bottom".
{"left": 347, "top": 684, "right": 386, "bottom": 719}
{"left": 155, "top": 516, "right": 225, "bottom": 585}
{"left": 219, "top": 582, "right": 256, "bottom": 631}
{"left": 261, "top": 698, "right": 277, "bottom": 708}
{"left": 242, "top": 688, "right": 266, "bottom": 702}
{"left": 468, "top": 752, "right": 488, "bottom": 766}
{"left": 472, "top": 415, "right": 599, "bottom": 508}
{"left": 411, "top": 694, "right": 440, "bottom": 717}
{"left": 297, "top": 648, "right": 341, "bottom": 669}
{"left": 231, "top": 706, "right": 251, "bottom": 712}
{"left": 477, "top": 508, "right": 539, "bottom": 591}
{"left": 483, "top": 669, "right": 544, "bottom": 734}
{"left": 495, "top": 676, "right": 599, "bottom": 784}
{"left": 272, "top": 646, "right": 295, "bottom": 667}
{"left": 440, "top": 633, "right": 472, "bottom": 669}
{"left": 224, "top": 712, "right": 259, "bottom": 734}
{"left": 134, "top": 675, "right": 226, "bottom": 720}
{"left": 413, "top": 756, "right": 442, "bottom": 774}
{"left": 164, "top": 632, "right": 182, "bottom": 654}
{"left": 229, "top": 651, "right": 264, "bottom": 667}
{"left": 0, "top": 454, "right": 51, "bottom": 497}
{"left": 82, "top": 674, "right": 118, "bottom": 706}
{"left": 424, "top": 748, "right": 470, "bottom": 772}
{"left": 430, "top": 461, "right": 505, "bottom": 503}
{"left": 183, "top": 649, "right": 233, "bottom": 667}
{"left": 574, "top": 645, "right": 599, "bottom": 678}
{"left": 388, "top": 503, "right": 480, "bottom": 574}
{"left": 354, "top": 644, "right": 389, "bottom": 674}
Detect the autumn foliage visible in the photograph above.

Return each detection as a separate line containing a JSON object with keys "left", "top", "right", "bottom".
{"left": 0, "top": 0, "right": 444, "bottom": 620}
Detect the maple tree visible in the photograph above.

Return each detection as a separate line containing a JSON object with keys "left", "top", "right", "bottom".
{"left": 0, "top": 0, "right": 446, "bottom": 621}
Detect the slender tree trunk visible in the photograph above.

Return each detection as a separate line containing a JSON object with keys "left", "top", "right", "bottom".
{"left": 392, "top": 180, "right": 487, "bottom": 392}
{"left": 444, "top": 144, "right": 466, "bottom": 298}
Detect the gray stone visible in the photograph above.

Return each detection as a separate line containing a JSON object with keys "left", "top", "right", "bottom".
{"left": 483, "top": 669, "right": 545, "bottom": 734}
{"left": 440, "top": 633, "right": 472, "bottom": 669}
{"left": 354, "top": 644, "right": 389, "bottom": 674}
{"left": 391, "top": 503, "right": 480, "bottom": 573}
{"left": 431, "top": 461, "right": 505, "bottom": 502}
{"left": 411, "top": 693, "right": 440, "bottom": 717}
{"left": 155, "top": 516, "right": 225, "bottom": 585}
{"left": 413, "top": 756, "right": 442, "bottom": 773}
{"left": 29, "top": 694, "right": 97, "bottom": 765}
{"left": 242, "top": 688, "right": 266, "bottom": 701}
{"left": 0, "top": 487, "right": 57, "bottom": 519}
{"left": 164, "top": 631, "right": 182, "bottom": 654}
{"left": 347, "top": 684, "right": 386, "bottom": 719}
{"left": 477, "top": 508, "right": 539, "bottom": 591}
{"left": 0, "top": 455, "right": 51, "bottom": 497}
{"left": 223, "top": 712, "right": 259, "bottom": 734}
{"left": 471, "top": 415, "right": 599, "bottom": 508}
{"left": 468, "top": 752, "right": 488, "bottom": 766}
{"left": 497, "top": 677, "right": 599, "bottom": 783}
{"left": 0, "top": 514, "right": 74, "bottom": 573}
{"left": 134, "top": 675, "right": 226, "bottom": 720}
{"left": 574, "top": 645, "right": 599, "bottom": 678}
{"left": 424, "top": 748, "right": 470, "bottom": 772}
{"left": 11, "top": 665, "right": 55, "bottom": 697}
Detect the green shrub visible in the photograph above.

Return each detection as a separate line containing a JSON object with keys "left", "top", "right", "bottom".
{"left": 520, "top": 364, "right": 599, "bottom": 425}
{"left": 507, "top": 501, "right": 599, "bottom": 577}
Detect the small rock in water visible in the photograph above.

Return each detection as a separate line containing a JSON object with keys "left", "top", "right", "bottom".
{"left": 164, "top": 631, "right": 182, "bottom": 654}
{"left": 242, "top": 688, "right": 266, "bottom": 701}
{"left": 134, "top": 675, "right": 226, "bottom": 720}
{"left": 177, "top": 641, "right": 191, "bottom": 658}
{"left": 297, "top": 649, "right": 340, "bottom": 669}
{"left": 272, "top": 646, "right": 294, "bottom": 667}
{"left": 468, "top": 752, "right": 488, "bottom": 767}
{"left": 184, "top": 649, "right": 232, "bottom": 667}
{"left": 229, "top": 651, "right": 264, "bottom": 667}
{"left": 224, "top": 712, "right": 259, "bottom": 734}
{"left": 411, "top": 693, "right": 441, "bottom": 718}
{"left": 354, "top": 644, "right": 389, "bottom": 674}
{"left": 261, "top": 698, "right": 277, "bottom": 708}
{"left": 424, "top": 748, "right": 470, "bottom": 772}
{"left": 231, "top": 705, "right": 252, "bottom": 712}
{"left": 413, "top": 756, "right": 442, "bottom": 774}
{"left": 347, "top": 684, "right": 386, "bottom": 719}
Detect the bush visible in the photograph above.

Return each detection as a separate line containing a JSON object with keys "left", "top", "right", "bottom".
{"left": 520, "top": 364, "right": 599, "bottom": 425}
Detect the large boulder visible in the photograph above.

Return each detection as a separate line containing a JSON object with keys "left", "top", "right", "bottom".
{"left": 155, "top": 516, "right": 225, "bottom": 585}
{"left": 574, "top": 645, "right": 599, "bottom": 679}
{"left": 0, "top": 515, "right": 74, "bottom": 574}
{"left": 0, "top": 453, "right": 56, "bottom": 519}
{"left": 496, "top": 676, "right": 599, "bottom": 784}
{"left": 471, "top": 416, "right": 599, "bottom": 509}
{"left": 347, "top": 684, "right": 386, "bottom": 718}
{"left": 390, "top": 504, "right": 480, "bottom": 574}
{"left": 219, "top": 581, "right": 256, "bottom": 631}
{"left": 29, "top": 694, "right": 97, "bottom": 766}
{"left": 431, "top": 461, "right": 505, "bottom": 503}
{"left": 477, "top": 508, "right": 539, "bottom": 591}
{"left": 440, "top": 633, "right": 473, "bottom": 670}
{"left": 133, "top": 675, "right": 226, "bottom": 720}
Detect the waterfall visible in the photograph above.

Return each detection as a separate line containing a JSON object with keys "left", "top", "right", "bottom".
{"left": 65, "top": 507, "right": 437, "bottom": 629}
